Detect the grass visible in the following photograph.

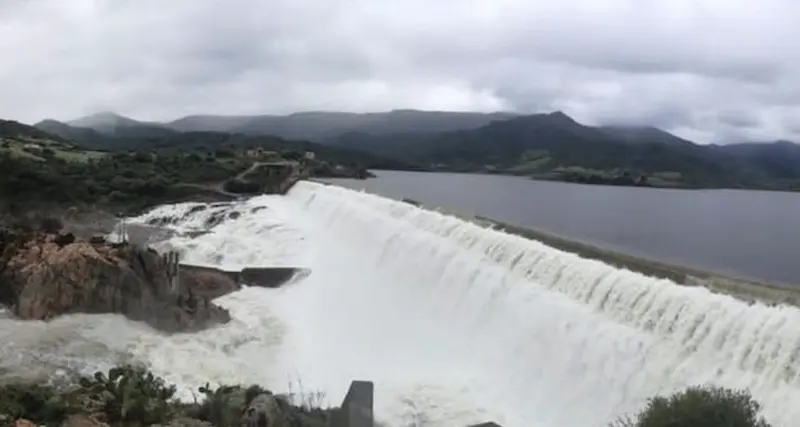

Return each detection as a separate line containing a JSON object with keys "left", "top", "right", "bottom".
{"left": 0, "top": 145, "right": 45, "bottom": 162}
{"left": 52, "top": 149, "right": 107, "bottom": 163}
{"left": 0, "top": 136, "right": 106, "bottom": 164}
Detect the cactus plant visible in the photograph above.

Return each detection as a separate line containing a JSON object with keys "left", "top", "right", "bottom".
{"left": 77, "top": 365, "right": 177, "bottom": 425}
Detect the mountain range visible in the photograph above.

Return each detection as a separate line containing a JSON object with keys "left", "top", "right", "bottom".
{"left": 30, "top": 110, "right": 800, "bottom": 191}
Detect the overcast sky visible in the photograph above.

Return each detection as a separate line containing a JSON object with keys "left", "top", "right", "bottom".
{"left": 1, "top": 0, "right": 799, "bottom": 143}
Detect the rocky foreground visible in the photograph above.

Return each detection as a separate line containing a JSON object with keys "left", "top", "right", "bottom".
{"left": 0, "top": 365, "right": 334, "bottom": 427}
{"left": 0, "top": 215, "right": 340, "bottom": 427}
{"left": 0, "top": 225, "right": 238, "bottom": 333}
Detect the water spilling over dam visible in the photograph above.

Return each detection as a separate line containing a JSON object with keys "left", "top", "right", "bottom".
{"left": 3, "top": 180, "right": 800, "bottom": 426}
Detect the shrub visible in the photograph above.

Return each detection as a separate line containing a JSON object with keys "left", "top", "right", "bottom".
{"left": 612, "top": 385, "right": 772, "bottom": 427}
{"left": 77, "top": 365, "right": 177, "bottom": 426}
{"left": 191, "top": 384, "right": 249, "bottom": 427}
{"left": 0, "top": 384, "right": 71, "bottom": 426}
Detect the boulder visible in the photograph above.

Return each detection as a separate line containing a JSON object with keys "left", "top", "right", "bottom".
{"left": 239, "top": 268, "right": 308, "bottom": 288}
{"left": 242, "top": 394, "right": 287, "bottom": 427}
{"left": 179, "top": 265, "right": 307, "bottom": 294}
{"left": 0, "top": 230, "right": 232, "bottom": 333}
{"left": 61, "top": 414, "right": 108, "bottom": 427}
{"left": 154, "top": 417, "right": 213, "bottom": 427}
{"left": 53, "top": 232, "right": 75, "bottom": 247}
{"left": 179, "top": 268, "right": 239, "bottom": 301}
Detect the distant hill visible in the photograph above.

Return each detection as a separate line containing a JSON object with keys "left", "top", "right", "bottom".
{"left": 167, "top": 115, "right": 255, "bottom": 133}
{"left": 599, "top": 125, "right": 695, "bottom": 146}
{"left": 34, "top": 119, "right": 107, "bottom": 146}
{"left": 32, "top": 117, "right": 417, "bottom": 171}
{"left": 1, "top": 119, "right": 107, "bottom": 166}
{"left": 167, "top": 109, "right": 518, "bottom": 141}
{"left": 3, "top": 119, "right": 418, "bottom": 211}
{"left": 711, "top": 140, "right": 800, "bottom": 184}
{"left": 57, "top": 110, "right": 517, "bottom": 144}
{"left": 1, "top": 119, "right": 72, "bottom": 143}
{"left": 27, "top": 109, "right": 800, "bottom": 192}
{"left": 329, "top": 112, "right": 800, "bottom": 191}
{"left": 65, "top": 112, "right": 177, "bottom": 139}
{"left": 68, "top": 111, "right": 160, "bottom": 132}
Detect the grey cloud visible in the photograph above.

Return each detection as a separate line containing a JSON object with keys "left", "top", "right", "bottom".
{"left": 1, "top": 0, "right": 800, "bottom": 143}
{"left": 716, "top": 110, "right": 762, "bottom": 129}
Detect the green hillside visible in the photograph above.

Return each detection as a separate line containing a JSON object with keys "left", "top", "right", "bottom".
{"left": 330, "top": 112, "right": 800, "bottom": 191}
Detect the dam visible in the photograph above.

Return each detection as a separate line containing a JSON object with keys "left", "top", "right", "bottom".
{"left": 3, "top": 180, "right": 800, "bottom": 426}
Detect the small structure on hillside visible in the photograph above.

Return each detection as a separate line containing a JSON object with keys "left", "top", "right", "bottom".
{"left": 245, "top": 147, "right": 264, "bottom": 158}
{"left": 23, "top": 143, "right": 42, "bottom": 152}
{"left": 225, "top": 160, "right": 303, "bottom": 195}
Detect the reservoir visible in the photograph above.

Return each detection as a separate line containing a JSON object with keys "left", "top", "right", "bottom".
{"left": 325, "top": 170, "right": 800, "bottom": 286}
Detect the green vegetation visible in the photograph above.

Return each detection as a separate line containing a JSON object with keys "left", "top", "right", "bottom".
{"left": 0, "top": 383, "right": 71, "bottom": 426}
{"left": 0, "top": 366, "right": 333, "bottom": 427}
{"left": 0, "top": 119, "right": 400, "bottom": 213}
{"left": 0, "top": 148, "right": 244, "bottom": 212}
{"left": 0, "top": 369, "right": 773, "bottom": 427}
{"left": 77, "top": 366, "right": 177, "bottom": 426}
{"left": 331, "top": 112, "right": 800, "bottom": 191}
{"left": 35, "top": 118, "right": 418, "bottom": 172}
{"left": 31, "top": 111, "right": 800, "bottom": 191}
{"left": 612, "top": 385, "right": 772, "bottom": 427}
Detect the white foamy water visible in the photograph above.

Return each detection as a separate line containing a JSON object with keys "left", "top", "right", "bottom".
{"left": 3, "top": 180, "right": 800, "bottom": 426}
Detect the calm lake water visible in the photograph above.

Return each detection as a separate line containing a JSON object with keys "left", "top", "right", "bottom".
{"left": 324, "top": 170, "right": 800, "bottom": 286}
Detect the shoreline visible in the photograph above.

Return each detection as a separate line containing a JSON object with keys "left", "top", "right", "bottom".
{"left": 376, "top": 167, "right": 800, "bottom": 194}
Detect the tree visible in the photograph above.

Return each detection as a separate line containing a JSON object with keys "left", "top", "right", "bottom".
{"left": 613, "top": 386, "right": 772, "bottom": 427}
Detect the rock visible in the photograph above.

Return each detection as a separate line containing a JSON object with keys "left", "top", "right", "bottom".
{"left": 61, "top": 414, "right": 107, "bottom": 427}
{"left": 182, "top": 231, "right": 210, "bottom": 239}
{"left": 158, "top": 417, "right": 213, "bottom": 427}
{"left": 13, "top": 419, "right": 36, "bottom": 427}
{"left": 124, "top": 224, "right": 176, "bottom": 247}
{"left": 204, "top": 211, "right": 227, "bottom": 229}
{"left": 401, "top": 198, "right": 421, "bottom": 207}
{"left": 242, "top": 394, "right": 287, "bottom": 427}
{"left": 179, "top": 267, "right": 239, "bottom": 301}
{"left": 239, "top": 268, "right": 307, "bottom": 289}
{"left": 88, "top": 235, "right": 105, "bottom": 245}
{"left": 0, "top": 231, "right": 232, "bottom": 333}
{"left": 53, "top": 232, "right": 75, "bottom": 247}
{"left": 187, "top": 205, "right": 208, "bottom": 215}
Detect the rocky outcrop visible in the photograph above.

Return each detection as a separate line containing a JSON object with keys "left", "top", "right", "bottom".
{"left": 180, "top": 264, "right": 307, "bottom": 291}
{"left": 0, "top": 230, "right": 233, "bottom": 333}
{"left": 239, "top": 267, "right": 308, "bottom": 288}
{"left": 178, "top": 266, "right": 239, "bottom": 301}
{"left": 242, "top": 394, "right": 287, "bottom": 427}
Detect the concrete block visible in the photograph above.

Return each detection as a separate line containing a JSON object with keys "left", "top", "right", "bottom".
{"left": 332, "top": 380, "right": 374, "bottom": 427}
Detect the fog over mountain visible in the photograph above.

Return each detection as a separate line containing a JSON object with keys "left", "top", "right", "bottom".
{"left": 2, "top": 1, "right": 800, "bottom": 143}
